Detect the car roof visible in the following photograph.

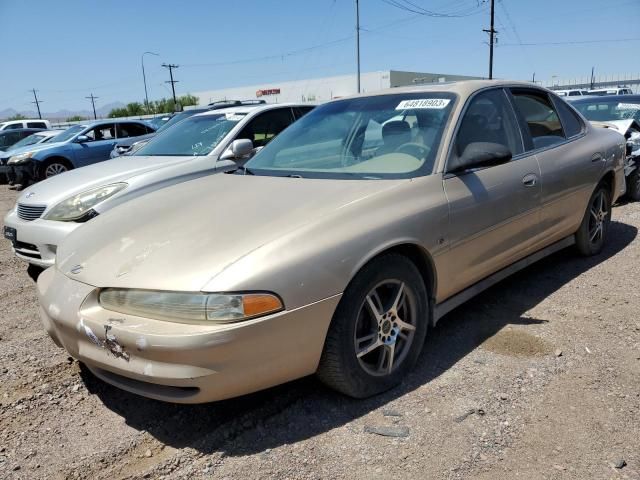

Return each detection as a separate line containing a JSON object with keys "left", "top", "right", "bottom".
{"left": 0, "top": 128, "right": 45, "bottom": 135}
{"left": 193, "top": 102, "right": 314, "bottom": 117}
{"left": 333, "top": 79, "right": 541, "bottom": 102}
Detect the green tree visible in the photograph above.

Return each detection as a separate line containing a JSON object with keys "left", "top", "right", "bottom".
{"left": 66, "top": 115, "right": 87, "bottom": 122}
{"left": 108, "top": 94, "right": 199, "bottom": 118}
{"left": 8, "top": 113, "right": 27, "bottom": 120}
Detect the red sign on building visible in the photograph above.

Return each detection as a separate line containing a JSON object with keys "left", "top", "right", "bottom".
{"left": 256, "top": 88, "right": 281, "bottom": 97}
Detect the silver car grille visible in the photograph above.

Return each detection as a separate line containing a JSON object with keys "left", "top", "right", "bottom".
{"left": 17, "top": 203, "right": 47, "bottom": 221}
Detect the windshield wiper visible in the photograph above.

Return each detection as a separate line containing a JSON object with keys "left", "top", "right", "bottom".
{"left": 232, "top": 166, "right": 254, "bottom": 175}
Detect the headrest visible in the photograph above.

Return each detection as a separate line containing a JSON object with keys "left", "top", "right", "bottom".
{"left": 382, "top": 120, "right": 410, "bottom": 138}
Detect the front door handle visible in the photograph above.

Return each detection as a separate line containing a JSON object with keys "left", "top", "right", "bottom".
{"left": 522, "top": 173, "right": 538, "bottom": 187}
{"left": 591, "top": 152, "right": 604, "bottom": 162}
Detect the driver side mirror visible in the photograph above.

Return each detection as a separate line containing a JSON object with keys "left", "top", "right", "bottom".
{"left": 220, "top": 139, "right": 254, "bottom": 160}
{"left": 76, "top": 135, "right": 90, "bottom": 143}
{"left": 448, "top": 142, "right": 512, "bottom": 173}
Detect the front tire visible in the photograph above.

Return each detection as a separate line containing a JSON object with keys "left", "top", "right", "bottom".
{"left": 317, "top": 254, "right": 429, "bottom": 398}
{"left": 575, "top": 184, "right": 611, "bottom": 256}
{"left": 40, "top": 159, "right": 71, "bottom": 180}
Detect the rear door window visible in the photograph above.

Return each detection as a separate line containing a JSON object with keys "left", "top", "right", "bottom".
{"left": 117, "top": 122, "right": 149, "bottom": 138}
{"left": 510, "top": 89, "right": 565, "bottom": 150}
{"left": 236, "top": 108, "right": 296, "bottom": 148}
{"left": 27, "top": 122, "right": 47, "bottom": 129}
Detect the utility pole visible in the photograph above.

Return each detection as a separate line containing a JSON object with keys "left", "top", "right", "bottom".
{"left": 355, "top": 0, "right": 361, "bottom": 93}
{"left": 142, "top": 51, "right": 159, "bottom": 114}
{"left": 162, "top": 63, "right": 179, "bottom": 110}
{"left": 85, "top": 93, "right": 98, "bottom": 120}
{"left": 532, "top": 72, "right": 536, "bottom": 84}
{"left": 31, "top": 89, "right": 43, "bottom": 119}
{"left": 483, "top": 0, "right": 497, "bottom": 79}
{"left": 590, "top": 66, "right": 595, "bottom": 90}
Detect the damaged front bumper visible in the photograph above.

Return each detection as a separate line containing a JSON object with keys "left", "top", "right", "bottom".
{"left": 37, "top": 266, "right": 340, "bottom": 404}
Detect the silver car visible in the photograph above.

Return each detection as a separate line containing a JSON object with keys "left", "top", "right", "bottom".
{"left": 37, "top": 80, "right": 625, "bottom": 403}
{"left": 4, "top": 103, "right": 314, "bottom": 268}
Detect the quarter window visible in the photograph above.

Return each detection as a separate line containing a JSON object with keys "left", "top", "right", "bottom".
{"left": 510, "top": 89, "right": 565, "bottom": 150}
{"left": 454, "top": 88, "right": 523, "bottom": 159}
{"left": 554, "top": 99, "right": 584, "bottom": 138}
{"left": 27, "top": 122, "right": 47, "bottom": 129}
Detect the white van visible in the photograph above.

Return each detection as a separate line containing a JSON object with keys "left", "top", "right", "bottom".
{"left": 0, "top": 119, "right": 51, "bottom": 131}
{"left": 554, "top": 89, "right": 590, "bottom": 97}
{"left": 588, "top": 88, "right": 633, "bottom": 96}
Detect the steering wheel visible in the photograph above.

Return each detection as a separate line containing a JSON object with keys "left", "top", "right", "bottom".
{"left": 397, "top": 142, "right": 430, "bottom": 159}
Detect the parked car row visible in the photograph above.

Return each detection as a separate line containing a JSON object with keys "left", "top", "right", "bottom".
{"left": 2, "top": 81, "right": 628, "bottom": 404}
{"left": 555, "top": 87, "right": 634, "bottom": 97}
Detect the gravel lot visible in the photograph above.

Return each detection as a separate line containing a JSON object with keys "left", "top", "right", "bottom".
{"left": 0, "top": 184, "right": 639, "bottom": 480}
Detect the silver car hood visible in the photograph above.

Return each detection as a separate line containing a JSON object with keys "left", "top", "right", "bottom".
{"left": 17, "top": 155, "right": 196, "bottom": 208}
{"left": 57, "top": 173, "right": 403, "bottom": 292}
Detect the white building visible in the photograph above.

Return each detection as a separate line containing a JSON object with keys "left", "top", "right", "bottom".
{"left": 193, "top": 70, "right": 481, "bottom": 106}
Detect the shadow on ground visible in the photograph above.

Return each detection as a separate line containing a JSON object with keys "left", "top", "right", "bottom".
{"left": 80, "top": 220, "right": 637, "bottom": 456}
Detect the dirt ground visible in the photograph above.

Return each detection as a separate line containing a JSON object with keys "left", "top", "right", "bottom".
{"left": 0, "top": 183, "right": 639, "bottom": 480}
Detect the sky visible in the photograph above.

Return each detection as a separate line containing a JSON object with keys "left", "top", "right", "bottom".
{"left": 1, "top": 0, "right": 639, "bottom": 113}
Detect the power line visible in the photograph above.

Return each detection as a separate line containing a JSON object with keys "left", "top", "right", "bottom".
{"left": 162, "top": 63, "right": 179, "bottom": 109}
{"left": 498, "top": 37, "right": 640, "bottom": 47}
{"left": 380, "top": 0, "right": 483, "bottom": 17}
{"left": 85, "top": 93, "right": 98, "bottom": 120}
{"left": 31, "top": 89, "right": 43, "bottom": 119}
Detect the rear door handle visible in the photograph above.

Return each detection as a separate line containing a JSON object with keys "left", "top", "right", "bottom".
{"left": 522, "top": 173, "right": 538, "bottom": 187}
{"left": 591, "top": 153, "right": 604, "bottom": 162}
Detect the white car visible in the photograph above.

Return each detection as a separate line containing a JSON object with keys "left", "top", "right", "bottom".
{"left": 0, "top": 119, "right": 51, "bottom": 130}
{"left": 3, "top": 103, "right": 314, "bottom": 268}
{"left": 589, "top": 88, "right": 633, "bottom": 96}
{"left": 554, "top": 89, "right": 590, "bottom": 97}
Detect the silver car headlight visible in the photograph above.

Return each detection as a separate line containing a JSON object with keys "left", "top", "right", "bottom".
{"left": 98, "top": 289, "right": 283, "bottom": 324}
{"left": 7, "top": 151, "right": 35, "bottom": 164}
{"left": 43, "top": 183, "right": 127, "bottom": 222}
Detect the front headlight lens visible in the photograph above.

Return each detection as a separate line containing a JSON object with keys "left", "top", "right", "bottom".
{"left": 98, "top": 289, "right": 283, "bottom": 324}
{"left": 7, "top": 151, "right": 34, "bottom": 164}
{"left": 44, "top": 183, "right": 127, "bottom": 221}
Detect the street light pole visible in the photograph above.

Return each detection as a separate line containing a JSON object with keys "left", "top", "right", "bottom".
{"left": 142, "top": 51, "right": 159, "bottom": 114}
{"left": 355, "top": 0, "right": 361, "bottom": 93}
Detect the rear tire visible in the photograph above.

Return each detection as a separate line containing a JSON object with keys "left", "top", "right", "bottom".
{"left": 626, "top": 168, "right": 640, "bottom": 202}
{"left": 575, "top": 184, "right": 611, "bottom": 256}
{"left": 317, "top": 254, "right": 428, "bottom": 398}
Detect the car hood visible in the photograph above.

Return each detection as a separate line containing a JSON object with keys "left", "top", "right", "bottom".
{"left": 2, "top": 141, "right": 65, "bottom": 160}
{"left": 57, "top": 173, "right": 403, "bottom": 292}
{"left": 17, "top": 155, "right": 197, "bottom": 208}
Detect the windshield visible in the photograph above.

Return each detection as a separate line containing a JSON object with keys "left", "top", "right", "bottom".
{"left": 573, "top": 100, "right": 640, "bottom": 122}
{"left": 135, "top": 112, "right": 246, "bottom": 156}
{"left": 50, "top": 125, "right": 85, "bottom": 143}
{"left": 8, "top": 133, "right": 47, "bottom": 150}
{"left": 246, "top": 93, "right": 455, "bottom": 179}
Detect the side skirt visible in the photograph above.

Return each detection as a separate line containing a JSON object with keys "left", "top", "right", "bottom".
{"left": 433, "top": 235, "right": 575, "bottom": 324}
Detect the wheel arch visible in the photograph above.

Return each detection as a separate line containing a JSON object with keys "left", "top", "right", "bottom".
{"left": 348, "top": 241, "right": 438, "bottom": 324}
{"left": 38, "top": 155, "right": 74, "bottom": 178}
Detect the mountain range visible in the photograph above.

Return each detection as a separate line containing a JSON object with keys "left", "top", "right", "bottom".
{"left": 0, "top": 102, "right": 126, "bottom": 122}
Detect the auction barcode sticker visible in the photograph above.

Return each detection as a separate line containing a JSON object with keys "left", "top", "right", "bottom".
{"left": 396, "top": 98, "right": 450, "bottom": 110}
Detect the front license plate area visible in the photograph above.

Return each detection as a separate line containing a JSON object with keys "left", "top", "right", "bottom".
{"left": 3, "top": 226, "right": 17, "bottom": 245}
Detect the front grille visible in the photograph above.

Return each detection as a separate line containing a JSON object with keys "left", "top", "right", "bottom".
{"left": 17, "top": 203, "right": 46, "bottom": 221}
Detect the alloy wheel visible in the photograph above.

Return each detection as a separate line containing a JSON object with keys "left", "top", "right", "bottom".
{"left": 45, "top": 163, "right": 68, "bottom": 178}
{"left": 354, "top": 280, "right": 417, "bottom": 376}
{"left": 588, "top": 190, "right": 608, "bottom": 246}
